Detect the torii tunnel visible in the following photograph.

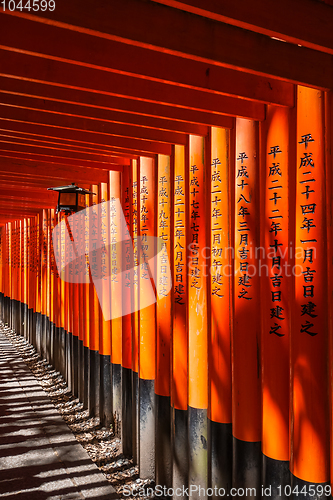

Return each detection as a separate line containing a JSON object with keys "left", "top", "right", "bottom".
{"left": 1, "top": 2, "right": 333, "bottom": 499}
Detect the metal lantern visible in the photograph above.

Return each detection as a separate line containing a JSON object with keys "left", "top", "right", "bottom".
{"left": 48, "top": 183, "right": 95, "bottom": 215}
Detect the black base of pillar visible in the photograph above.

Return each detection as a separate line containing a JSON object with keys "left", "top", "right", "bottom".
{"left": 208, "top": 420, "right": 232, "bottom": 495}
{"left": 112, "top": 363, "right": 122, "bottom": 436}
{"left": 139, "top": 378, "right": 155, "bottom": 480}
{"left": 34, "top": 312, "right": 42, "bottom": 353}
{"left": 28, "top": 308, "right": 33, "bottom": 344}
{"left": 172, "top": 407, "right": 188, "bottom": 494}
{"left": 121, "top": 366, "right": 132, "bottom": 457}
{"left": 78, "top": 339, "right": 84, "bottom": 402}
{"left": 22, "top": 303, "right": 28, "bottom": 340}
{"left": 262, "top": 454, "right": 290, "bottom": 499}
{"left": 83, "top": 345, "right": 90, "bottom": 410}
{"left": 59, "top": 327, "right": 66, "bottom": 380}
{"left": 72, "top": 334, "right": 79, "bottom": 398}
{"left": 155, "top": 394, "right": 171, "bottom": 488}
{"left": 66, "top": 330, "right": 72, "bottom": 390}
{"left": 132, "top": 371, "right": 139, "bottom": 464}
{"left": 291, "top": 474, "right": 329, "bottom": 500}
{"left": 49, "top": 321, "right": 55, "bottom": 367}
{"left": 41, "top": 314, "right": 46, "bottom": 360}
{"left": 100, "top": 354, "right": 112, "bottom": 428}
{"left": 89, "top": 350, "right": 100, "bottom": 417}
{"left": 45, "top": 316, "right": 51, "bottom": 364}
{"left": 232, "top": 436, "right": 261, "bottom": 499}
{"left": 188, "top": 406, "right": 208, "bottom": 498}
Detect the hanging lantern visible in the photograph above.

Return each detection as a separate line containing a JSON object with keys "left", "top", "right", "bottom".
{"left": 48, "top": 183, "right": 95, "bottom": 214}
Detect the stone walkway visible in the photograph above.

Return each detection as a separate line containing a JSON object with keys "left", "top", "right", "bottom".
{"left": 0, "top": 331, "right": 118, "bottom": 499}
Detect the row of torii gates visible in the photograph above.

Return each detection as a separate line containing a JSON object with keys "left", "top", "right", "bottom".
{"left": 1, "top": 2, "right": 333, "bottom": 499}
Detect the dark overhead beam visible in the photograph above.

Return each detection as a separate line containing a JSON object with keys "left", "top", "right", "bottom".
{"left": 150, "top": 0, "right": 333, "bottom": 56}
{"left": 0, "top": 147, "right": 125, "bottom": 170}
{"left": 0, "top": 49, "right": 265, "bottom": 120}
{"left": 0, "top": 118, "right": 172, "bottom": 156}
{"left": 0, "top": 99, "right": 188, "bottom": 146}
{"left": 0, "top": 89, "right": 208, "bottom": 136}
{"left": 0, "top": 14, "right": 294, "bottom": 107}
{"left": 0, "top": 76, "right": 235, "bottom": 129}
{"left": 4, "top": 0, "right": 332, "bottom": 88}
{"left": 0, "top": 131, "right": 135, "bottom": 158}
{"left": 0, "top": 137, "right": 131, "bottom": 166}
{"left": 0, "top": 157, "right": 110, "bottom": 184}
{"left": 0, "top": 138, "right": 130, "bottom": 166}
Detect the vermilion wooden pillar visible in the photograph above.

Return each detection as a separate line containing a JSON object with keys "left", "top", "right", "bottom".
{"left": 233, "top": 118, "right": 261, "bottom": 496}
{"left": 121, "top": 165, "right": 133, "bottom": 456}
{"left": 291, "top": 86, "right": 329, "bottom": 492}
{"left": 83, "top": 193, "right": 91, "bottom": 410}
{"left": 138, "top": 156, "right": 156, "bottom": 480}
{"left": 188, "top": 135, "right": 208, "bottom": 498}
{"left": 110, "top": 171, "right": 122, "bottom": 435}
{"left": 260, "top": 106, "right": 292, "bottom": 496}
{"left": 88, "top": 184, "right": 100, "bottom": 417}
{"left": 131, "top": 159, "right": 139, "bottom": 464}
{"left": 155, "top": 153, "right": 172, "bottom": 488}
{"left": 209, "top": 127, "right": 233, "bottom": 495}
{"left": 99, "top": 181, "right": 112, "bottom": 427}
{"left": 172, "top": 144, "right": 189, "bottom": 494}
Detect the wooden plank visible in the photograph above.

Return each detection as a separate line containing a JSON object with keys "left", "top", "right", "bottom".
{"left": 150, "top": 0, "right": 333, "bottom": 56}
{"left": 0, "top": 118, "right": 172, "bottom": 156}
{"left": 0, "top": 138, "right": 130, "bottom": 166}
{"left": 0, "top": 88, "right": 209, "bottom": 137}
{"left": 0, "top": 99, "right": 187, "bottom": 146}
{"left": 0, "top": 49, "right": 265, "bottom": 120}
{"left": 4, "top": 0, "right": 332, "bottom": 88}
{"left": 0, "top": 76, "right": 235, "bottom": 129}
{"left": 0, "top": 14, "right": 294, "bottom": 107}
{"left": 0, "top": 157, "right": 110, "bottom": 183}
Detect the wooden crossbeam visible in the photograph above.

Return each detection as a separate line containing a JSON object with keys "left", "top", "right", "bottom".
{"left": 0, "top": 13, "right": 294, "bottom": 107}
{"left": 4, "top": 0, "right": 332, "bottom": 88}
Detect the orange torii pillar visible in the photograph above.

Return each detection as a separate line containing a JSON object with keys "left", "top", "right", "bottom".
{"left": 88, "top": 185, "right": 100, "bottom": 417}
{"left": 71, "top": 205, "right": 80, "bottom": 399}
{"left": 35, "top": 213, "right": 43, "bottom": 356}
{"left": 131, "top": 159, "right": 140, "bottom": 463}
{"left": 41, "top": 209, "right": 48, "bottom": 361}
{"left": 59, "top": 211, "right": 68, "bottom": 380}
{"left": 110, "top": 171, "right": 122, "bottom": 434}
{"left": 188, "top": 135, "right": 208, "bottom": 497}
{"left": 99, "top": 180, "right": 112, "bottom": 427}
{"left": 76, "top": 201, "right": 88, "bottom": 405}
{"left": 49, "top": 209, "right": 56, "bottom": 369}
{"left": 172, "top": 144, "right": 189, "bottom": 493}
{"left": 260, "top": 106, "right": 291, "bottom": 495}
{"left": 29, "top": 218, "right": 36, "bottom": 346}
{"left": 291, "top": 86, "right": 329, "bottom": 492}
{"left": 11, "top": 221, "right": 17, "bottom": 333}
{"left": 53, "top": 212, "right": 62, "bottom": 376}
{"left": 138, "top": 156, "right": 156, "bottom": 479}
{"left": 0, "top": 227, "right": 3, "bottom": 320}
{"left": 155, "top": 154, "right": 172, "bottom": 488}
{"left": 233, "top": 118, "right": 261, "bottom": 496}
{"left": 209, "top": 127, "right": 233, "bottom": 495}
{"left": 83, "top": 192, "right": 91, "bottom": 410}
{"left": 121, "top": 165, "right": 133, "bottom": 456}
{"left": 22, "top": 219, "right": 29, "bottom": 341}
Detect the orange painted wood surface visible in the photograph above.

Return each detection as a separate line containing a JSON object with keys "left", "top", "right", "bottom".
{"left": 233, "top": 118, "right": 261, "bottom": 442}
{"left": 209, "top": 127, "right": 232, "bottom": 424}
{"left": 172, "top": 144, "right": 188, "bottom": 411}
{"left": 188, "top": 135, "right": 208, "bottom": 410}
{"left": 261, "top": 106, "right": 291, "bottom": 461}
{"left": 291, "top": 86, "right": 329, "bottom": 483}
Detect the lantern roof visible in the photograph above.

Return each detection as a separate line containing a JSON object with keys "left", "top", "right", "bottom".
{"left": 47, "top": 183, "right": 95, "bottom": 195}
